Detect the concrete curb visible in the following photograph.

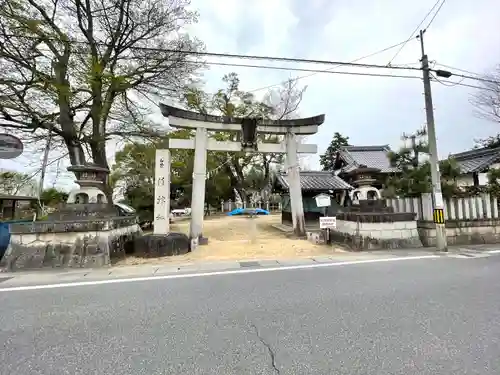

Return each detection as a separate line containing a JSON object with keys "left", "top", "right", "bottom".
{"left": 1, "top": 244, "right": 499, "bottom": 289}
{"left": 0, "top": 255, "right": 375, "bottom": 288}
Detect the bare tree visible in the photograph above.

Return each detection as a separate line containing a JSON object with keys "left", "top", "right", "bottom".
{"left": 470, "top": 65, "right": 500, "bottom": 125}
{"left": 182, "top": 74, "right": 308, "bottom": 204}
{"left": 0, "top": 0, "right": 204, "bottom": 199}
{"left": 262, "top": 78, "right": 307, "bottom": 176}
{"left": 264, "top": 78, "right": 307, "bottom": 121}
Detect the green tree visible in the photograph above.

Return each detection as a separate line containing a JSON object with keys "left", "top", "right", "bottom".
{"left": 111, "top": 130, "right": 233, "bottom": 221}
{"left": 0, "top": 171, "right": 36, "bottom": 195}
{"left": 0, "top": 0, "right": 204, "bottom": 201}
{"left": 40, "top": 188, "right": 68, "bottom": 206}
{"left": 487, "top": 168, "right": 500, "bottom": 196}
{"left": 319, "top": 132, "right": 350, "bottom": 171}
{"left": 385, "top": 128, "right": 461, "bottom": 197}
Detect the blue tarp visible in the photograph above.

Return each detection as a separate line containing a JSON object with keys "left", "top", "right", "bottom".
{"left": 227, "top": 208, "right": 270, "bottom": 216}
{"left": 0, "top": 219, "right": 32, "bottom": 261}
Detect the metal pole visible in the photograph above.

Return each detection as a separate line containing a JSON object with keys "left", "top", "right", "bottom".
{"left": 419, "top": 29, "right": 448, "bottom": 252}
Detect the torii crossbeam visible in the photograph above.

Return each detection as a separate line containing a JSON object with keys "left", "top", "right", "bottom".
{"left": 155, "top": 104, "right": 325, "bottom": 247}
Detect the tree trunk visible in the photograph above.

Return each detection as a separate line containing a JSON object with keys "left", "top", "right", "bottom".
{"left": 90, "top": 141, "right": 114, "bottom": 205}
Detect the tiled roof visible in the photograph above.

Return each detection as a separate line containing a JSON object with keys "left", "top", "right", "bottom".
{"left": 448, "top": 146, "right": 500, "bottom": 173}
{"left": 338, "top": 145, "right": 399, "bottom": 173}
{"left": 276, "top": 171, "right": 353, "bottom": 191}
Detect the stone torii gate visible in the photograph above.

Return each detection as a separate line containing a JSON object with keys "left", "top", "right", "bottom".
{"left": 154, "top": 103, "right": 325, "bottom": 245}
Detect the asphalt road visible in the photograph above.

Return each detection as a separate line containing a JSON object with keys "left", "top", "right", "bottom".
{"left": 1, "top": 256, "right": 500, "bottom": 374}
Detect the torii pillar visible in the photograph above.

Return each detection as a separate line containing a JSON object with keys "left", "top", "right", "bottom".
{"left": 158, "top": 104, "right": 325, "bottom": 244}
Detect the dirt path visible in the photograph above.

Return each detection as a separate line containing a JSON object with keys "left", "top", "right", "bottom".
{"left": 118, "top": 215, "right": 345, "bottom": 266}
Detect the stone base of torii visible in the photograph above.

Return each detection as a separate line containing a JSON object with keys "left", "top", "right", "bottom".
{"left": 153, "top": 104, "right": 325, "bottom": 249}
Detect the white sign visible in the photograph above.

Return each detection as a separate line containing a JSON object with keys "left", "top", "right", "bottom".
{"left": 314, "top": 194, "right": 331, "bottom": 208}
{"left": 154, "top": 149, "right": 171, "bottom": 235}
{"left": 320, "top": 216, "right": 337, "bottom": 229}
{"left": 434, "top": 192, "right": 444, "bottom": 209}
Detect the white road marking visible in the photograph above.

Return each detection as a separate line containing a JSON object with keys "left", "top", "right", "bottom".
{"left": 487, "top": 249, "right": 500, "bottom": 254}
{"left": 0, "top": 255, "right": 439, "bottom": 293}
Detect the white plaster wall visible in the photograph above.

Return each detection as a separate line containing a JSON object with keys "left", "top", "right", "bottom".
{"left": 455, "top": 163, "right": 500, "bottom": 187}
{"left": 455, "top": 174, "right": 475, "bottom": 187}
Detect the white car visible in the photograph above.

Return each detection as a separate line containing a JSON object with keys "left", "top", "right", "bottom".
{"left": 171, "top": 208, "right": 191, "bottom": 216}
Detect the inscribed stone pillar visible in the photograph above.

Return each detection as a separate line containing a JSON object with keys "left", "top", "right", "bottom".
{"left": 154, "top": 149, "right": 171, "bottom": 235}
{"left": 285, "top": 132, "right": 305, "bottom": 236}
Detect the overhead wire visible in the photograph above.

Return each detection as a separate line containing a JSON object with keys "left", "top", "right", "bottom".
{"left": 423, "top": 0, "right": 447, "bottom": 30}
{"left": 448, "top": 73, "right": 500, "bottom": 85}
{"left": 204, "top": 61, "right": 422, "bottom": 80}
{"left": 430, "top": 69, "right": 500, "bottom": 85}
{"left": 430, "top": 76, "right": 496, "bottom": 92}
{"left": 4, "top": 33, "right": 420, "bottom": 71}
{"left": 247, "top": 0, "right": 448, "bottom": 92}
{"left": 433, "top": 63, "right": 481, "bottom": 76}
{"left": 386, "top": 0, "right": 443, "bottom": 66}
{"left": 4, "top": 28, "right": 497, "bottom": 93}
{"left": 247, "top": 39, "right": 414, "bottom": 93}
{"left": 430, "top": 73, "right": 465, "bottom": 87}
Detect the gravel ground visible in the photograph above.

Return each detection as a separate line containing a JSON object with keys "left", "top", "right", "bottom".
{"left": 118, "top": 215, "right": 345, "bottom": 266}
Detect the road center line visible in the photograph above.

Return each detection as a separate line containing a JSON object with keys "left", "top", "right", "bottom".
{"left": 487, "top": 250, "right": 500, "bottom": 254}
{"left": 0, "top": 255, "right": 439, "bottom": 293}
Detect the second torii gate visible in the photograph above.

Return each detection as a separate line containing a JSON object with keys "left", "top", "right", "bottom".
{"left": 154, "top": 103, "right": 325, "bottom": 245}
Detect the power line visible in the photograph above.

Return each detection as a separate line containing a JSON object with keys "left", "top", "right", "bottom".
{"left": 247, "top": 39, "right": 414, "bottom": 93}
{"left": 430, "top": 73, "right": 465, "bottom": 86}
{"left": 176, "top": 50, "right": 422, "bottom": 71}
{"left": 450, "top": 73, "right": 500, "bottom": 85}
{"left": 430, "top": 69, "right": 500, "bottom": 85}
{"left": 387, "top": 0, "right": 443, "bottom": 66}
{"left": 423, "top": 0, "right": 447, "bottom": 30}
{"left": 433, "top": 63, "right": 481, "bottom": 76}
{"left": 7, "top": 32, "right": 498, "bottom": 90}
{"left": 431, "top": 77, "right": 495, "bottom": 91}
{"left": 5, "top": 33, "right": 421, "bottom": 71}
{"left": 204, "top": 61, "right": 423, "bottom": 80}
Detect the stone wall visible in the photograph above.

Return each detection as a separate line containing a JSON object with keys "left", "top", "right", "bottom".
{"left": 0, "top": 217, "right": 142, "bottom": 271}
{"left": 418, "top": 219, "right": 500, "bottom": 247}
{"left": 329, "top": 212, "right": 422, "bottom": 251}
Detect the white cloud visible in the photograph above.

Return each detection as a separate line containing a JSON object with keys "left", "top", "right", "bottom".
{"left": 4, "top": 0, "right": 500, "bottom": 187}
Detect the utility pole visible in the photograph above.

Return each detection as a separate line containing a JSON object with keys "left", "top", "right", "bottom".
{"left": 418, "top": 29, "right": 448, "bottom": 252}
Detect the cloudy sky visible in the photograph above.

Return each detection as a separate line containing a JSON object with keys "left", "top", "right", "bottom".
{"left": 185, "top": 0, "right": 500, "bottom": 164}
{"left": 2, "top": 0, "right": 500, "bottom": 190}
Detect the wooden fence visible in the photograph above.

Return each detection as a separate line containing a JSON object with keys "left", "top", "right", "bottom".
{"left": 386, "top": 193, "right": 500, "bottom": 221}
{"left": 212, "top": 200, "right": 282, "bottom": 213}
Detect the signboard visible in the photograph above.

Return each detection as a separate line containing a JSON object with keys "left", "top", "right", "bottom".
{"left": 434, "top": 192, "right": 444, "bottom": 208}
{"left": 320, "top": 216, "right": 337, "bottom": 229}
{"left": 0, "top": 134, "right": 23, "bottom": 159}
{"left": 314, "top": 193, "right": 331, "bottom": 208}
